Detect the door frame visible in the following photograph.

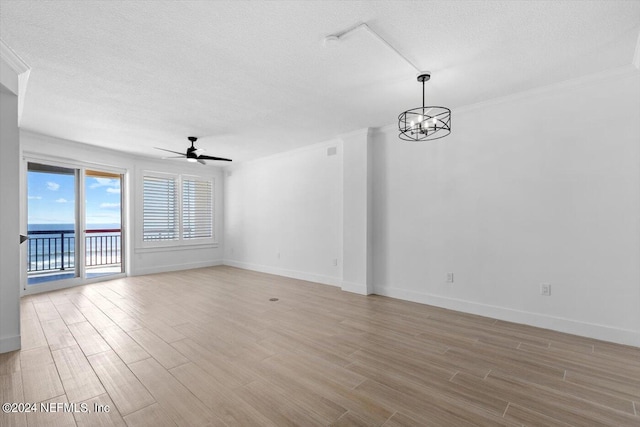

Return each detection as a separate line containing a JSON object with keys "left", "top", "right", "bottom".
{"left": 21, "top": 152, "right": 128, "bottom": 295}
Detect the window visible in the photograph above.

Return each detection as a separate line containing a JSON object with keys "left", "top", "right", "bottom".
{"left": 182, "top": 178, "right": 213, "bottom": 239}
{"left": 143, "top": 175, "right": 178, "bottom": 241}
{"left": 142, "top": 172, "right": 214, "bottom": 244}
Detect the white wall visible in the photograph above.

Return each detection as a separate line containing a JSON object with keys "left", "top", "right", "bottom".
{"left": 224, "top": 140, "right": 343, "bottom": 286}
{"left": 0, "top": 85, "right": 21, "bottom": 352}
{"left": 20, "top": 131, "right": 225, "bottom": 285}
{"left": 371, "top": 67, "right": 640, "bottom": 346}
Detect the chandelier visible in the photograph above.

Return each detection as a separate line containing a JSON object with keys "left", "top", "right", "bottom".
{"left": 398, "top": 72, "right": 451, "bottom": 141}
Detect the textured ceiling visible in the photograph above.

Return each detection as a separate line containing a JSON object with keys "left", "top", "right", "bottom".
{"left": 1, "top": 1, "right": 639, "bottom": 163}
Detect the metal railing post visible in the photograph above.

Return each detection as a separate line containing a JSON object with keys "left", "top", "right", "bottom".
{"left": 60, "top": 231, "right": 65, "bottom": 270}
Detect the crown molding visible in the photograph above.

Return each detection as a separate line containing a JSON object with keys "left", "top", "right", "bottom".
{"left": 374, "top": 64, "right": 639, "bottom": 136}
{"left": 454, "top": 64, "right": 638, "bottom": 115}
{"left": 371, "top": 122, "right": 397, "bottom": 136}
{"left": 338, "top": 127, "right": 371, "bottom": 141}
{"left": 0, "top": 39, "right": 30, "bottom": 75}
{"left": 226, "top": 136, "right": 343, "bottom": 169}
{"left": 0, "top": 39, "right": 31, "bottom": 125}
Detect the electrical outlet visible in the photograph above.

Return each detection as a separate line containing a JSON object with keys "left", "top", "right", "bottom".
{"left": 332, "top": 258, "right": 338, "bottom": 266}
{"left": 446, "top": 272, "right": 454, "bottom": 283}
{"left": 540, "top": 283, "right": 551, "bottom": 296}
{"left": 277, "top": 252, "right": 280, "bottom": 259}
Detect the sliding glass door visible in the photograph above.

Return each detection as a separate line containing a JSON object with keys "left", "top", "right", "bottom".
{"left": 26, "top": 161, "right": 125, "bottom": 290}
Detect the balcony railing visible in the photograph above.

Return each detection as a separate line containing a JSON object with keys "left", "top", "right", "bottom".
{"left": 27, "top": 228, "right": 122, "bottom": 273}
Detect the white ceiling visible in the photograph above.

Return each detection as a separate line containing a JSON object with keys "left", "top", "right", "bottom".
{"left": 1, "top": 1, "right": 639, "bottom": 163}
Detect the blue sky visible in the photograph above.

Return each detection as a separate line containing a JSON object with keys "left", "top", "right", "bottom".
{"left": 28, "top": 172, "right": 121, "bottom": 225}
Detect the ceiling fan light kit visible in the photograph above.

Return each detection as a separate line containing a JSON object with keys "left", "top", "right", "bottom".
{"left": 398, "top": 71, "right": 451, "bottom": 142}
{"left": 186, "top": 136, "right": 200, "bottom": 163}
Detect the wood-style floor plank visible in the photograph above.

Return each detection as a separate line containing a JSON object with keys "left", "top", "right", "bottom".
{"left": 86, "top": 350, "right": 155, "bottom": 416}
{"left": 3, "top": 266, "right": 639, "bottom": 427}
{"left": 71, "top": 393, "right": 126, "bottom": 427}
{"left": 97, "top": 326, "right": 150, "bottom": 365}
{"left": 127, "top": 357, "right": 219, "bottom": 426}
{"left": 1, "top": 371, "right": 27, "bottom": 427}
{"left": 122, "top": 403, "right": 177, "bottom": 427}
{"left": 20, "top": 347, "right": 65, "bottom": 403}
{"left": 76, "top": 305, "right": 116, "bottom": 332}
{"left": 504, "top": 403, "right": 575, "bottom": 427}
{"left": 249, "top": 357, "right": 349, "bottom": 423}
{"left": 234, "top": 379, "right": 327, "bottom": 427}
{"left": 126, "top": 328, "right": 188, "bottom": 369}
{"left": 170, "top": 338, "right": 254, "bottom": 388}
{"left": 33, "top": 301, "right": 62, "bottom": 323}
{"left": 138, "top": 318, "right": 185, "bottom": 343}
{"left": 20, "top": 316, "right": 48, "bottom": 351}
{"left": 355, "top": 378, "right": 517, "bottom": 427}
{"left": 169, "top": 362, "right": 279, "bottom": 427}
{"left": 51, "top": 345, "right": 105, "bottom": 403}
{"left": 24, "top": 395, "right": 77, "bottom": 427}
{"left": 381, "top": 411, "right": 429, "bottom": 427}
{"left": 0, "top": 350, "right": 21, "bottom": 375}
{"left": 40, "top": 319, "right": 76, "bottom": 351}
{"left": 329, "top": 411, "right": 372, "bottom": 427}
{"left": 53, "top": 303, "right": 86, "bottom": 326}
{"left": 67, "top": 322, "right": 111, "bottom": 356}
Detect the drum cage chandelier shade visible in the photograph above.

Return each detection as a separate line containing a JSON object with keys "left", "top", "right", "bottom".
{"left": 398, "top": 72, "right": 451, "bottom": 141}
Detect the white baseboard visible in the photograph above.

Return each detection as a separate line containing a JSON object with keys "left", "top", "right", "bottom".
{"left": 0, "top": 334, "right": 21, "bottom": 353}
{"left": 375, "top": 285, "right": 640, "bottom": 347}
{"left": 341, "top": 281, "right": 371, "bottom": 295}
{"left": 223, "top": 259, "right": 341, "bottom": 287}
{"left": 133, "top": 259, "right": 224, "bottom": 276}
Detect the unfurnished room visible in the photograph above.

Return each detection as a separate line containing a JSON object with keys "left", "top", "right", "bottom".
{"left": 1, "top": 1, "right": 639, "bottom": 426}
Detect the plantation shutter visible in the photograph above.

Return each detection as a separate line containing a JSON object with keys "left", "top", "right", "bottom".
{"left": 182, "top": 178, "right": 213, "bottom": 239}
{"left": 143, "top": 175, "right": 178, "bottom": 241}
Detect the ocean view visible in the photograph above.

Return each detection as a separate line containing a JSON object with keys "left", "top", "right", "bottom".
{"left": 28, "top": 223, "right": 121, "bottom": 232}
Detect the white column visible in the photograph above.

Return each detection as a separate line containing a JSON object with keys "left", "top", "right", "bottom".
{"left": 341, "top": 128, "right": 373, "bottom": 295}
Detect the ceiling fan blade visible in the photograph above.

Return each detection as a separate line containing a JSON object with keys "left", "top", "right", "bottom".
{"left": 155, "top": 147, "right": 186, "bottom": 156}
{"left": 162, "top": 156, "right": 186, "bottom": 159}
{"left": 198, "top": 155, "right": 232, "bottom": 162}
{"left": 197, "top": 159, "right": 207, "bottom": 165}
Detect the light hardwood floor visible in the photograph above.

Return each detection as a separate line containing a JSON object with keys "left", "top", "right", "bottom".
{"left": 1, "top": 266, "right": 639, "bottom": 426}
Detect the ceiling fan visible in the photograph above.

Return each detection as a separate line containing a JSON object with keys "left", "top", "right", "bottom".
{"left": 156, "top": 137, "right": 232, "bottom": 165}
